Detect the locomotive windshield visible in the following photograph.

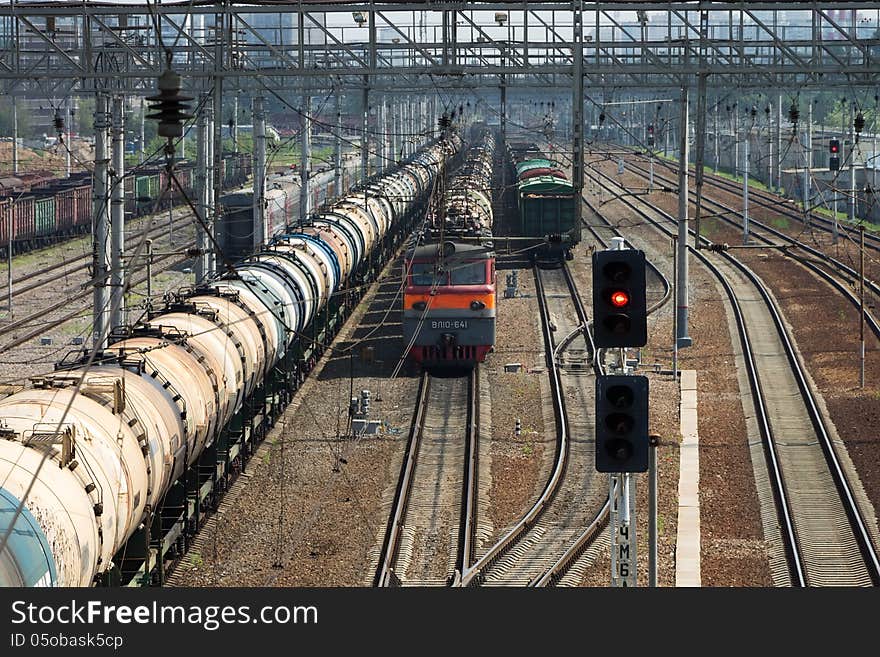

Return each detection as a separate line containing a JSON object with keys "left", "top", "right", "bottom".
{"left": 409, "top": 260, "right": 486, "bottom": 286}
{"left": 449, "top": 260, "right": 486, "bottom": 285}
{"left": 411, "top": 262, "right": 442, "bottom": 286}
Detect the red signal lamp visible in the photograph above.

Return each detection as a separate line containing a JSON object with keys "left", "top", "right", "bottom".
{"left": 610, "top": 290, "right": 630, "bottom": 308}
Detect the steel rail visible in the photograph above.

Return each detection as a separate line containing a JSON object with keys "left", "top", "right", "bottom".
{"left": 586, "top": 161, "right": 880, "bottom": 585}
{"left": 458, "top": 263, "right": 570, "bottom": 586}
{"left": 373, "top": 370, "right": 430, "bottom": 587}
{"left": 612, "top": 156, "right": 880, "bottom": 340}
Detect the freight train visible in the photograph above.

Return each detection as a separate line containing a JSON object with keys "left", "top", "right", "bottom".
{"left": 0, "top": 153, "right": 251, "bottom": 256}
{"left": 0, "top": 135, "right": 459, "bottom": 587}
{"left": 218, "top": 167, "right": 339, "bottom": 260}
{"left": 507, "top": 142, "right": 578, "bottom": 261}
{"left": 403, "top": 127, "right": 497, "bottom": 367}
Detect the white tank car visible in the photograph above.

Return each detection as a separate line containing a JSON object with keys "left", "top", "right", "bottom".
{"left": 0, "top": 134, "right": 459, "bottom": 586}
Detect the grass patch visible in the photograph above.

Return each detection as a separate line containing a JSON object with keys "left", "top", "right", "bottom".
{"left": 769, "top": 216, "right": 790, "bottom": 230}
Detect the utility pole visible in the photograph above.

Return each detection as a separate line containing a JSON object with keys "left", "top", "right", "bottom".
{"left": 300, "top": 93, "right": 312, "bottom": 223}
{"left": 110, "top": 95, "right": 126, "bottom": 331}
{"left": 664, "top": 105, "right": 670, "bottom": 157}
{"left": 378, "top": 96, "right": 386, "bottom": 174}
{"left": 232, "top": 94, "right": 239, "bottom": 153}
{"left": 804, "top": 99, "right": 812, "bottom": 213}
{"left": 732, "top": 104, "right": 739, "bottom": 183}
{"left": 713, "top": 100, "right": 719, "bottom": 174}
{"left": 850, "top": 102, "right": 857, "bottom": 224}
{"left": 693, "top": 10, "right": 708, "bottom": 250}
{"left": 211, "top": 75, "right": 222, "bottom": 275}
{"left": 195, "top": 99, "right": 209, "bottom": 283}
{"left": 65, "top": 104, "right": 72, "bottom": 179}
{"left": 92, "top": 94, "right": 111, "bottom": 351}
{"left": 12, "top": 97, "right": 18, "bottom": 174}
{"left": 361, "top": 90, "right": 369, "bottom": 181}
{"left": 676, "top": 86, "right": 692, "bottom": 348}
{"left": 334, "top": 92, "right": 343, "bottom": 195}
{"left": 572, "top": 0, "right": 584, "bottom": 231}
{"left": 743, "top": 112, "right": 751, "bottom": 244}
{"left": 860, "top": 225, "right": 866, "bottom": 388}
{"left": 140, "top": 96, "right": 146, "bottom": 163}
{"left": 252, "top": 95, "right": 266, "bottom": 249}
{"left": 776, "top": 94, "right": 783, "bottom": 192}
{"left": 390, "top": 97, "right": 398, "bottom": 166}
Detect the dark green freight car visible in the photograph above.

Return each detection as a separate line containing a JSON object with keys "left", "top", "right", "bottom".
{"left": 517, "top": 175, "right": 577, "bottom": 243}
{"left": 509, "top": 145, "right": 579, "bottom": 261}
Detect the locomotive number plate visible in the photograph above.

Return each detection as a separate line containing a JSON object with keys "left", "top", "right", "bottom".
{"left": 431, "top": 320, "right": 468, "bottom": 330}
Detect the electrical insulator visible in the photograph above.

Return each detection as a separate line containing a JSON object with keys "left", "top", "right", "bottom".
{"left": 788, "top": 103, "right": 799, "bottom": 125}
{"left": 750, "top": 105, "right": 757, "bottom": 118}
{"left": 145, "top": 68, "right": 194, "bottom": 141}
{"left": 361, "top": 390, "right": 371, "bottom": 417}
{"left": 598, "top": 112, "right": 605, "bottom": 123}
{"left": 855, "top": 112, "right": 865, "bottom": 135}
{"left": 438, "top": 113, "right": 451, "bottom": 128}
{"left": 515, "top": 418, "right": 522, "bottom": 437}
{"left": 53, "top": 110, "right": 64, "bottom": 136}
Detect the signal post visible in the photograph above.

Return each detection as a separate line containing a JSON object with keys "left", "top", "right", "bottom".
{"left": 592, "top": 237, "right": 649, "bottom": 587}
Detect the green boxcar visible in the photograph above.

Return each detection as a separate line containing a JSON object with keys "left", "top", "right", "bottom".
{"left": 34, "top": 197, "right": 56, "bottom": 236}
{"left": 517, "top": 176, "right": 579, "bottom": 243}
{"left": 135, "top": 175, "right": 151, "bottom": 201}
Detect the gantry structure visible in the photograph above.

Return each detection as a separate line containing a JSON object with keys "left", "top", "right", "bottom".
{"left": 2, "top": 1, "right": 878, "bottom": 350}
{"left": 0, "top": 2, "right": 877, "bottom": 95}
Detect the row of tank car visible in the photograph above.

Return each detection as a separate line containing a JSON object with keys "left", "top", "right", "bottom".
{"left": 0, "top": 153, "right": 251, "bottom": 256}
{"left": 403, "top": 125, "right": 498, "bottom": 367}
{"left": 0, "top": 134, "right": 461, "bottom": 587}
{"left": 507, "top": 142, "right": 579, "bottom": 261}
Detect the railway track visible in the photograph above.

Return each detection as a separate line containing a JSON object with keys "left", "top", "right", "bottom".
{"left": 373, "top": 369, "right": 479, "bottom": 586}
{"left": 0, "top": 249, "right": 188, "bottom": 352}
{"left": 584, "top": 161, "right": 880, "bottom": 586}
{"left": 630, "top": 148, "right": 880, "bottom": 251}
{"left": 0, "top": 208, "right": 188, "bottom": 304}
{"left": 457, "top": 262, "right": 607, "bottom": 586}
{"left": 604, "top": 152, "right": 880, "bottom": 341}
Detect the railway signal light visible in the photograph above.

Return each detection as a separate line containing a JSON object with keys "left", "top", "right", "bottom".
{"left": 829, "top": 138, "right": 840, "bottom": 171}
{"left": 595, "top": 375, "right": 649, "bottom": 473}
{"left": 647, "top": 124, "right": 655, "bottom": 147}
{"left": 592, "top": 249, "right": 647, "bottom": 348}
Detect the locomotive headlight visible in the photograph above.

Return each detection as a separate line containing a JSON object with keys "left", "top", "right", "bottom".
{"left": 470, "top": 300, "right": 486, "bottom": 310}
{"left": 411, "top": 301, "right": 427, "bottom": 311}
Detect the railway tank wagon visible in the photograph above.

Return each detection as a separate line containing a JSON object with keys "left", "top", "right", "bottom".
{"left": 0, "top": 135, "right": 459, "bottom": 587}
{"left": 403, "top": 129, "right": 497, "bottom": 368}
